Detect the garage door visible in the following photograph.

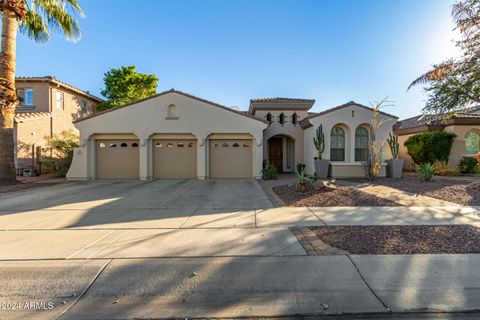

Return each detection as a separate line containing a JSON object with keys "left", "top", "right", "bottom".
{"left": 153, "top": 139, "right": 197, "bottom": 178}
{"left": 209, "top": 139, "right": 252, "bottom": 178}
{"left": 96, "top": 140, "right": 139, "bottom": 179}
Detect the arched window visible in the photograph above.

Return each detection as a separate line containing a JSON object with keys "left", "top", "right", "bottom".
{"left": 330, "top": 126, "right": 345, "bottom": 161}
{"left": 266, "top": 112, "right": 272, "bottom": 125}
{"left": 465, "top": 130, "right": 480, "bottom": 155}
{"left": 167, "top": 104, "right": 177, "bottom": 118}
{"left": 355, "top": 127, "right": 369, "bottom": 161}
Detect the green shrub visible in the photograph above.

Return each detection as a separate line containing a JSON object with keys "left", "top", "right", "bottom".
{"left": 458, "top": 157, "right": 479, "bottom": 174}
{"left": 404, "top": 131, "right": 456, "bottom": 165}
{"left": 43, "top": 130, "right": 79, "bottom": 177}
{"left": 266, "top": 164, "right": 278, "bottom": 180}
{"left": 433, "top": 160, "right": 459, "bottom": 176}
{"left": 417, "top": 163, "right": 435, "bottom": 181}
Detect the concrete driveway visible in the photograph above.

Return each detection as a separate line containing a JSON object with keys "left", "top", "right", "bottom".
{"left": 1, "top": 180, "right": 480, "bottom": 319}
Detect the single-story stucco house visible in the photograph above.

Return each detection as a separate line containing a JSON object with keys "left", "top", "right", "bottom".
{"left": 67, "top": 89, "right": 398, "bottom": 180}
{"left": 394, "top": 106, "right": 480, "bottom": 170}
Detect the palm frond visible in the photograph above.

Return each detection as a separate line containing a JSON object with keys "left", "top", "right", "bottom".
{"left": 407, "top": 63, "right": 455, "bottom": 90}
{"left": 19, "top": 10, "right": 50, "bottom": 43}
{"left": 19, "top": 0, "right": 83, "bottom": 43}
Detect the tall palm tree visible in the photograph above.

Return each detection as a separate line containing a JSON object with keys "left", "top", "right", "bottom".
{"left": 0, "top": 0, "right": 83, "bottom": 184}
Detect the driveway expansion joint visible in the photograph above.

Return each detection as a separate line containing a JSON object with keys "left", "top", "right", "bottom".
{"left": 346, "top": 254, "right": 390, "bottom": 312}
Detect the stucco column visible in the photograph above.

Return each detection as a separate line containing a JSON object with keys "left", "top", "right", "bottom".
{"left": 138, "top": 137, "right": 151, "bottom": 180}
{"left": 196, "top": 136, "right": 207, "bottom": 179}
{"left": 87, "top": 139, "right": 95, "bottom": 179}
{"left": 254, "top": 137, "right": 263, "bottom": 179}
{"left": 349, "top": 129, "right": 356, "bottom": 163}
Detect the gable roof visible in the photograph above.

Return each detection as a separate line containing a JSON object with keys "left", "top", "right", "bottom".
{"left": 302, "top": 101, "right": 398, "bottom": 121}
{"left": 16, "top": 76, "right": 103, "bottom": 102}
{"left": 394, "top": 106, "right": 480, "bottom": 135}
{"left": 74, "top": 89, "right": 268, "bottom": 124}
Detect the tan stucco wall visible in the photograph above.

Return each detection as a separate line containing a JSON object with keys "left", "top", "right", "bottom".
{"left": 256, "top": 110, "right": 308, "bottom": 171}
{"left": 67, "top": 92, "right": 267, "bottom": 180}
{"left": 331, "top": 163, "right": 387, "bottom": 178}
{"left": 445, "top": 125, "right": 480, "bottom": 165}
{"left": 304, "top": 104, "right": 396, "bottom": 177}
{"left": 397, "top": 133, "right": 416, "bottom": 171}
{"left": 397, "top": 125, "right": 480, "bottom": 169}
{"left": 16, "top": 82, "right": 50, "bottom": 112}
{"left": 15, "top": 81, "right": 99, "bottom": 171}
{"left": 14, "top": 117, "right": 52, "bottom": 169}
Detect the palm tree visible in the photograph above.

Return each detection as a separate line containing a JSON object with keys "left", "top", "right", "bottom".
{"left": 0, "top": 0, "right": 83, "bottom": 184}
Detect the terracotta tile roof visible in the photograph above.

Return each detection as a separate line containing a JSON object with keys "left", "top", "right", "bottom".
{"left": 14, "top": 112, "right": 52, "bottom": 122}
{"left": 395, "top": 106, "right": 480, "bottom": 131}
{"left": 250, "top": 97, "right": 315, "bottom": 103}
{"left": 74, "top": 89, "right": 268, "bottom": 124}
{"left": 16, "top": 76, "right": 103, "bottom": 102}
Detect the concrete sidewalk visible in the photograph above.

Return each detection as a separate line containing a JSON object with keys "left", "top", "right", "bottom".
{"left": 1, "top": 255, "right": 479, "bottom": 319}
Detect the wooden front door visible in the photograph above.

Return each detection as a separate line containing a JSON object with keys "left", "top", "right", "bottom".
{"left": 268, "top": 138, "right": 283, "bottom": 171}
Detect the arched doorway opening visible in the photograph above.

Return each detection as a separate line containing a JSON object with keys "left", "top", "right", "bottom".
{"left": 267, "top": 134, "right": 295, "bottom": 172}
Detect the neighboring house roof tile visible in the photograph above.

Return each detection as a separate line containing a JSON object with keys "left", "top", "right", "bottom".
{"left": 394, "top": 106, "right": 480, "bottom": 134}
{"left": 74, "top": 89, "right": 268, "bottom": 124}
{"left": 14, "top": 112, "right": 52, "bottom": 122}
{"left": 16, "top": 76, "right": 103, "bottom": 102}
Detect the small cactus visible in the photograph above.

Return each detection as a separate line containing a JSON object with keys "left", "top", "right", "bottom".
{"left": 387, "top": 132, "right": 399, "bottom": 160}
{"left": 313, "top": 124, "right": 325, "bottom": 159}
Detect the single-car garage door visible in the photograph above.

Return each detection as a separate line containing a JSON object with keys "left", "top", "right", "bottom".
{"left": 209, "top": 139, "right": 252, "bottom": 178}
{"left": 96, "top": 140, "right": 139, "bottom": 179}
{"left": 153, "top": 139, "right": 197, "bottom": 178}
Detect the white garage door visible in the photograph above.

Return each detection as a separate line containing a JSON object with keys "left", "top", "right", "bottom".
{"left": 96, "top": 140, "right": 139, "bottom": 179}
{"left": 153, "top": 139, "right": 197, "bottom": 178}
{"left": 209, "top": 139, "right": 253, "bottom": 178}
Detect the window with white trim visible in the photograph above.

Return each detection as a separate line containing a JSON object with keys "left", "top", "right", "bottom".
{"left": 56, "top": 90, "right": 64, "bottom": 109}
{"left": 17, "top": 88, "right": 34, "bottom": 106}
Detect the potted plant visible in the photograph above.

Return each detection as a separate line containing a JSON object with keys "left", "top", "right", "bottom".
{"left": 386, "top": 132, "right": 404, "bottom": 178}
{"left": 313, "top": 124, "right": 329, "bottom": 179}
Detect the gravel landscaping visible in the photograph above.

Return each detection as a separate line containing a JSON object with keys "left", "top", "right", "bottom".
{"left": 347, "top": 176, "right": 480, "bottom": 206}
{"left": 273, "top": 184, "right": 401, "bottom": 207}
{"left": 310, "top": 225, "right": 480, "bottom": 254}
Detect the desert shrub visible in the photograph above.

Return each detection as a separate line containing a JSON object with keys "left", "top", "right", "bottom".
{"left": 458, "top": 157, "right": 479, "bottom": 174}
{"left": 296, "top": 163, "right": 306, "bottom": 173}
{"left": 404, "top": 131, "right": 456, "bottom": 165}
{"left": 432, "top": 160, "right": 459, "bottom": 176}
{"left": 417, "top": 163, "right": 435, "bottom": 181}
{"left": 294, "top": 167, "right": 314, "bottom": 192}
{"left": 43, "top": 130, "right": 79, "bottom": 177}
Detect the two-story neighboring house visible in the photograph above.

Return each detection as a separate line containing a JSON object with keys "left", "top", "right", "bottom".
{"left": 14, "top": 76, "right": 103, "bottom": 173}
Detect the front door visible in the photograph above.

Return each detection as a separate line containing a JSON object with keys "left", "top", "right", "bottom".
{"left": 268, "top": 138, "right": 283, "bottom": 171}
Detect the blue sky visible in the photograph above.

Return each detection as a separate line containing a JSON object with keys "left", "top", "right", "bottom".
{"left": 15, "top": 0, "right": 458, "bottom": 119}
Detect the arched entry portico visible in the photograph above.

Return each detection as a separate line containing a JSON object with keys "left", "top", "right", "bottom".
{"left": 267, "top": 134, "right": 295, "bottom": 172}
